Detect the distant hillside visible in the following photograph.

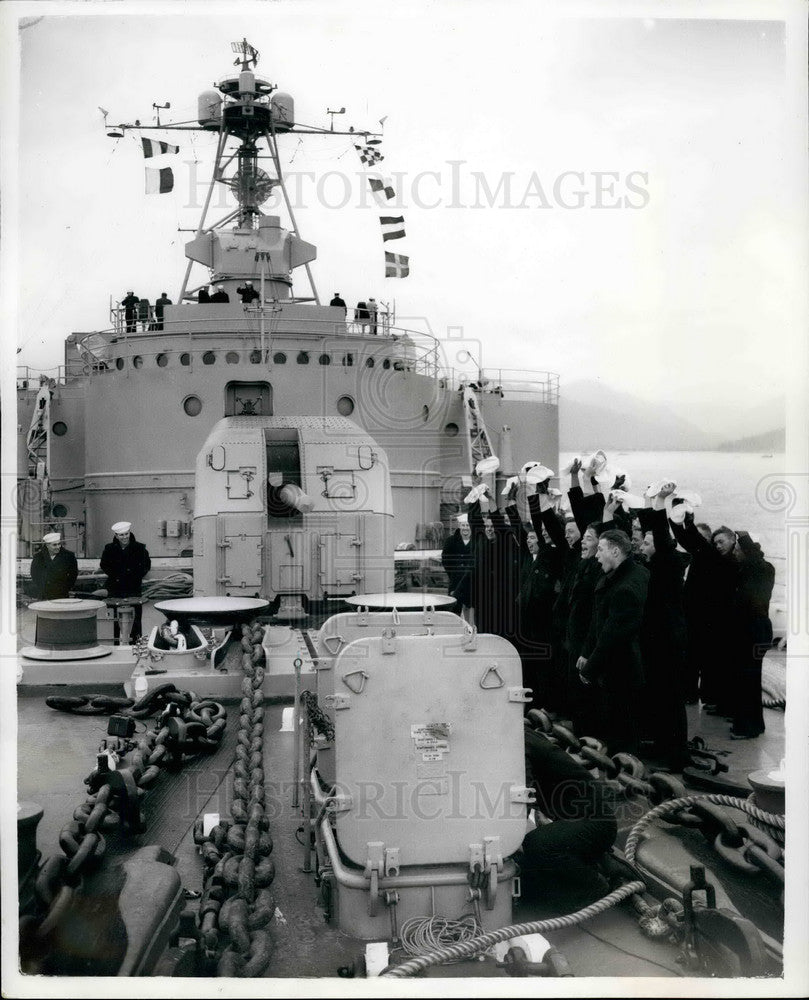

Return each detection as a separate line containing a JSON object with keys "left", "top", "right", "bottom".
{"left": 560, "top": 380, "right": 715, "bottom": 451}
{"left": 716, "top": 427, "right": 786, "bottom": 453}
{"left": 656, "top": 390, "right": 785, "bottom": 441}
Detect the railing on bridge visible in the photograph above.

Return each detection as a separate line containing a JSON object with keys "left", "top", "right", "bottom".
{"left": 18, "top": 313, "right": 559, "bottom": 404}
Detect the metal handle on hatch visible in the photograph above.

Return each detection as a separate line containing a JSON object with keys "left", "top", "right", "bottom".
{"left": 341, "top": 669, "right": 369, "bottom": 695}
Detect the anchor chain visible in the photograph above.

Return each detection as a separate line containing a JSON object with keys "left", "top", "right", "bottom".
{"left": 20, "top": 686, "right": 227, "bottom": 974}
{"left": 523, "top": 711, "right": 786, "bottom": 931}
{"left": 194, "top": 621, "right": 276, "bottom": 977}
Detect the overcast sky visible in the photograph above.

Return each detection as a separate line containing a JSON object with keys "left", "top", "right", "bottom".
{"left": 7, "top": 0, "right": 808, "bottom": 421}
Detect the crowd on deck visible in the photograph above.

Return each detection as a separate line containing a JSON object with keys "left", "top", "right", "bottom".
{"left": 442, "top": 453, "right": 776, "bottom": 770}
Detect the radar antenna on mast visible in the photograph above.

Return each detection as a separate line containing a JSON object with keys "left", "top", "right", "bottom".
{"left": 152, "top": 102, "right": 171, "bottom": 126}
{"left": 327, "top": 107, "right": 346, "bottom": 132}
{"left": 232, "top": 37, "right": 259, "bottom": 70}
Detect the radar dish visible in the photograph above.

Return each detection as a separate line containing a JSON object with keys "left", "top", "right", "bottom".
{"left": 227, "top": 168, "right": 275, "bottom": 206}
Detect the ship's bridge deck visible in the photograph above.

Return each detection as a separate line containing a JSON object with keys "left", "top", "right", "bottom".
{"left": 18, "top": 302, "right": 561, "bottom": 404}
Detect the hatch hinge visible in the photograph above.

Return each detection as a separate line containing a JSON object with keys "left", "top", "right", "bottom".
{"left": 365, "top": 841, "right": 385, "bottom": 917}
{"left": 483, "top": 836, "right": 504, "bottom": 910}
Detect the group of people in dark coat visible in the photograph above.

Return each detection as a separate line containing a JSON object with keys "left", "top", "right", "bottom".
{"left": 441, "top": 456, "right": 776, "bottom": 771}
{"left": 121, "top": 291, "right": 173, "bottom": 332}
{"left": 669, "top": 513, "right": 774, "bottom": 740}
{"left": 29, "top": 520, "right": 152, "bottom": 643}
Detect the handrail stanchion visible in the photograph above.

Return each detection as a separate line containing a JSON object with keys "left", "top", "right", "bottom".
{"left": 292, "top": 654, "right": 302, "bottom": 808}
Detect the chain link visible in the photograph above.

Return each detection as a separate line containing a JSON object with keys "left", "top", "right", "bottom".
{"left": 524, "top": 710, "right": 786, "bottom": 940}
{"left": 20, "top": 685, "right": 227, "bottom": 974}
{"left": 194, "top": 620, "right": 276, "bottom": 977}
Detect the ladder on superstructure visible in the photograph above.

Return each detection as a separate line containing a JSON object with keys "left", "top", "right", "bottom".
{"left": 26, "top": 381, "right": 51, "bottom": 480}
{"left": 21, "top": 381, "right": 53, "bottom": 554}
{"left": 461, "top": 385, "right": 497, "bottom": 474}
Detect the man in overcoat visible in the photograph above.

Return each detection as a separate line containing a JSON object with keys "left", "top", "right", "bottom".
{"left": 100, "top": 521, "right": 151, "bottom": 642}
{"left": 30, "top": 532, "right": 78, "bottom": 600}
{"left": 577, "top": 529, "right": 649, "bottom": 754}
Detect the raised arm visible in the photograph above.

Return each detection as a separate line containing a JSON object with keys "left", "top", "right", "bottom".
{"left": 467, "top": 499, "right": 486, "bottom": 542}
{"left": 637, "top": 505, "right": 675, "bottom": 554}
{"left": 528, "top": 492, "right": 566, "bottom": 551}
{"left": 669, "top": 512, "right": 711, "bottom": 557}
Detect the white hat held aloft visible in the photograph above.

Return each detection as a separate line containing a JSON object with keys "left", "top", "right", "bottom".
{"left": 464, "top": 482, "right": 490, "bottom": 505}
{"left": 475, "top": 456, "right": 500, "bottom": 476}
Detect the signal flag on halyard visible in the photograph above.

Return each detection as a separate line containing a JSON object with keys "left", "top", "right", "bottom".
{"left": 145, "top": 167, "right": 174, "bottom": 194}
{"left": 368, "top": 177, "right": 395, "bottom": 202}
{"left": 355, "top": 144, "right": 384, "bottom": 166}
{"left": 385, "top": 251, "right": 410, "bottom": 278}
{"left": 380, "top": 216, "right": 406, "bottom": 241}
{"left": 141, "top": 138, "right": 180, "bottom": 158}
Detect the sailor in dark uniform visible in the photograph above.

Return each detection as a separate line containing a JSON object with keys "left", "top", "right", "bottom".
{"left": 210, "top": 285, "right": 230, "bottom": 303}
{"left": 137, "top": 297, "right": 152, "bottom": 331}
{"left": 154, "top": 292, "right": 172, "bottom": 330}
{"left": 635, "top": 485, "right": 689, "bottom": 771}
{"left": 29, "top": 532, "right": 78, "bottom": 600}
{"left": 121, "top": 290, "right": 139, "bottom": 333}
{"left": 236, "top": 281, "right": 260, "bottom": 304}
{"left": 578, "top": 529, "right": 649, "bottom": 755}
{"left": 329, "top": 292, "right": 347, "bottom": 315}
{"left": 729, "top": 531, "right": 774, "bottom": 740}
{"left": 440, "top": 514, "right": 475, "bottom": 623}
{"left": 100, "top": 521, "right": 151, "bottom": 642}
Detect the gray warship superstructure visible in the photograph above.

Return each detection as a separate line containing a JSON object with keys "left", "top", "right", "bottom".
{"left": 17, "top": 40, "right": 559, "bottom": 603}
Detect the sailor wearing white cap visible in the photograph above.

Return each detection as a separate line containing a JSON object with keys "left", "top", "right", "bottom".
{"left": 236, "top": 280, "right": 260, "bottom": 304}
{"left": 29, "top": 532, "right": 78, "bottom": 600}
{"left": 100, "top": 522, "right": 151, "bottom": 641}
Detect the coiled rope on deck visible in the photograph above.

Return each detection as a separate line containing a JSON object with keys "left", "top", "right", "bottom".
{"left": 382, "top": 881, "right": 645, "bottom": 977}
{"left": 141, "top": 573, "right": 193, "bottom": 600}
{"left": 398, "top": 914, "right": 482, "bottom": 958}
